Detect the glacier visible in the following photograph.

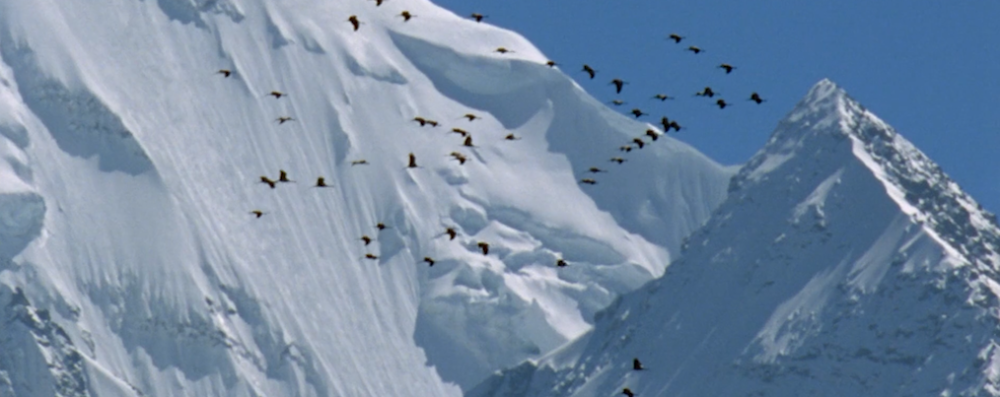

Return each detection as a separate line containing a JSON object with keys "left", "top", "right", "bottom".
{"left": 0, "top": 0, "right": 734, "bottom": 395}
{"left": 470, "top": 80, "right": 1000, "bottom": 397}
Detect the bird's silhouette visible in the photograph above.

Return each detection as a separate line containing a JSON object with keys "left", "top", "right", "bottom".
{"left": 348, "top": 15, "right": 360, "bottom": 31}
{"left": 361, "top": 235, "right": 373, "bottom": 246}
{"left": 351, "top": 159, "right": 369, "bottom": 166}
{"left": 462, "top": 113, "right": 479, "bottom": 121}
{"left": 314, "top": 177, "right": 331, "bottom": 188}
{"left": 470, "top": 13, "right": 486, "bottom": 22}
{"left": 477, "top": 242, "right": 489, "bottom": 255}
{"left": 412, "top": 116, "right": 428, "bottom": 126}
{"left": 450, "top": 128, "right": 469, "bottom": 137}
{"left": 260, "top": 176, "right": 277, "bottom": 189}
{"left": 426, "top": 120, "right": 439, "bottom": 127}
{"left": 399, "top": 11, "right": 413, "bottom": 22}
{"left": 696, "top": 87, "right": 716, "bottom": 97}
{"left": 275, "top": 116, "right": 295, "bottom": 124}
{"left": 494, "top": 47, "right": 513, "bottom": 54}
{"left": 545, "top": 60, "right": 558, "bottom": 68}
{"left": 449, "top": 152, "right": 467, "bottom": 165}
{"left": 423, "top": 257, "right": 436, "bottom": 266}
{"left": 619, "top": 145, "right": 633, "bottom": 153}
{"left": 622, "top": 388, "right": 635, "bottom": 397}
{"left": 610, "top": 157, "right": 626, "bottom": 164}
{"left": 660, "top": 117, "right": 672, "bottom": 132}
{"left": 581, "top": 64, "right": 596, "bottom": 79}
{"left": 587, "top": 167, "right": 607, "bottom": 173}
{"left": 580, "top": 178, "right": 597, "bottom": 185}
{"left": 716, "top": 99, "right": 730, "bottom": 109}
{"left": 645, "top": 129, "right": 660, "bottom": 141}
{"left": 364, "top": 253, "right": 379, "bottom": 260}
{"left": 376, "top": 222, "right": 389, "bottom": 231}
{"left": 687, "top": 46, "right": 703, "bottom": 54}
{"left": 504, "top": 133, "right": 521, "bottom": 141}
{"left": 749, "top": 92, "right": 766, "bottom": 104}
{"left": 269, "top": 91, "right": 285, "bottom": 99}
{"left": 445, "top": 227, "right": 458, "bottom": 240}
{"left": 633, "top": 358, "right": 644, "bottom": 370}
{"left": 630, "top": 108, "right": 647, "bottom": 118}
{"left": 718, "top": 63, "right": 735, "bottom": 74}
{"left": 369, "top": 0, "right": 387, "bottom": 5}
{"left": 463, "top": 136, "right": 475, "bottom": 147}
{"left": 610, "top": 99, "right": 627, "bottom": 107}
{"left": 610, "top": 78, "right": 628, "bottom": 94}
{"left": 217, "top": 69, "right": 232, "bottom": 78}
{"left": 668, "top": 33, "right": 684, "bottom": 43}
{"left": 408, "top": 153, "right": 418, "bottom": 168}
{"left": 278, "top": 170, "right": 294, "bottom": 183}
{"left": 250, "top": 210, "right": 265, "bottom": 218}
{"left": 632, "top": 138, "right": 645, "bottom": 149}
{"left": 556, "top": 259, "right": 568, "bottom": 267}
{"left": 668, "top": 120, "right": 682, "bottom": 132}
{"left": 652, "top": 94, "right": 674, "bottom": 101}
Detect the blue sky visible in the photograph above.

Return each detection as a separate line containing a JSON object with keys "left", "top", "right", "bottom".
{"left": 430, "top": 0, "right": 1000, "bottom": 214}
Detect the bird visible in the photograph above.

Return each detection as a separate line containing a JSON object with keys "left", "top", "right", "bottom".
{"left": 269, "top": 91, "right": 285, "bottom": 99}
{"left": 412, "top": 116, "right": 428, "bottom": 126}
{"left": 369, "top": 0, "right": 387, "bottom": 5}
{"left": 545, "top": 60, "right": 558, "bottom": 68}
{"left": 645, "top": 129, "right": 660, "bottom": 141}
{"left": 587, "top": 167, "right": 607, "bottom": 173}
{"left": 622, "top": 388, "right": 635, "bottom": 397}
{"left": 364, "top": 253, "right": 379, "bottom": 260}
{"left": 581, "top": 64, "right": 596, "bottom": 79}
{"left": 399, "top": 11, "right": 413, "bottom": 22}
{"left": 275, "top": 116, "right": 295, "bottom": 124}
{"left": 610, "top": 78, "right": 628, "bottom": 94}
{"left": 494, "top": 47, "right": 513, "bottom": 54}
{"left": 217, "top": 69, "right": 232, "bottom": 78}
{"left": 660, "top": 117, "right": 672, "bottom": 132}
{"left": 696, "top": 87, "right": 716, "bottom": 97}
{"left": 462, "top": 113, "right": 479, "bottom": 121}
{"left": 463, "top": 136, "right": 475, "bottom": 147}
{"left": 408, "top": 153, "right": 418, "bottom": 168}
{"left": 749, "top": 92, "right": 766, "bottom": 104}
{"left": 361, "top": 235, "right": 373, "bottom": 246}
{"left": 376, "top": 222, "right": 389, "bottom": 231}
{"left": 250, "top": 210, "right": 265, "bottom": 218}
{"left": 314, "top": 177, "right": 331, "bottom": 187}
{"left": 449, "top": 152, "right": 467, "bottom": 165}
{"left": 630, "top": 108, "right": 647, "bottom": 118}
{"left": 470, "top": 13, "right": 486, "bottom": 22}
{"left": 426, "top": 120, "right": 439, "bottom": 127}
{"left": 633, "top": 358, "right": 644, "bottom": 370}
{"left": 278, "top": 170, "right": 294, "bottom": 183}
{"left": 687, "top": 45, "right": 703, "bottom": 54}
{"left": 348, "top": 15, "right": 360, "bottom": 31}
{"left": 423, "top": 257, "right": 436, "bottom": 266}
{"left": 609, "top": 99, "right": 627, "bottom": 107}
{"left": 504, "top": 133, "right": 521, "bottom": 141}
{"left": 632, "top": 138, "right": 645, "bottom": 149}
{"left": 716, "top": 99, "right": 730, "bottom": 109}
{"left": 610, "top": 157, "right": 626, "bottom": 164}
{"left": 351, "top": 159, "right": 369, "bottom": 166}
{"left": 477, "top": 241, "right": 489, "bottom": 255}
{"left": 718, "top": 63, "right": 735, "bottom": 74}
{"left": 556, "top": 259, "right": 568, "bottom": 267}
{"left": 668, "top": 120, "right": 682, "bottom": 132}
{"left": 450, "top": 128, "right": 469, "bottom": 137}
{"left": 445, "top": 227, "right": 457, "bottom": 240}
{"left": 260, "top": 176, "right": 277, "bottom": 189}
{"left": 668, "top": 33, "right": 684, "bottom": 43}
{"left": 580, "top": 178, "right": 597, "bottom": 185}
{"left": 652, "top": 94, "right": 674, "bottom": 101}
{"left": 619, "top": 145, "right": 633, "bottom": 153}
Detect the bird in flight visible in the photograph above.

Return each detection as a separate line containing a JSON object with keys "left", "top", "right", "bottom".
{"left": 718, "top": 63, "right": 735, "bottom": 74}
{"left": 477, "top": 242, "right": 490, "bottom": 255}
{"left": 278, "top": 170, "right": 294, "bottom": 183}
{"left": 580, "top": 178, "right": 597, "bottom": 185}
{"left": 423, "top": 257, "right": 436, "bottom": 266}
{"left": 470, "top": 13, "right": 486, "bottom": 22}
{"left": 314, "top": 177, "right": 331, "bottom": 188}
{"left": 749, "top": 92, "right": 766, "bottom": 104}
{"left": 462, "top": 113, "right": 480, "bottom": 121}
{"left": 696, "top": 87, "right": 716, "bottom": 98}
{"left": 408, "top": 153, "right": 418, "bottom": 168}
{"left": 217, "top": 69, "right": 232, "bottom": 78}
{"left": 687, "top": 46, "right": 703, "bottom": 54}
{"left": 610, "top": 157, "right": 626, "bottom": 164}
{"left": 275, "top": 116, "right": 294, "bottom": 124}
{"left": 348, "top": 15, "right": 360, "bottom": 31}
{"left": 494, "top": 47, "right": 513, "bottom": 54}
{"left": 668, "top": 33, "right": 684, "bottom": 43}
{"left": 504, "top": 133, "right": 521, "bottom": 141}
{"left": 652, "top": 93, "right": 673, "bottom": 101}
{"left": 351, "top": 159, "right": 369, "bottom": 166}
{"left": 259, "top": 176, "right": 277, "bottom": 189}
{"left": 581, "top": 64, "right": 596, "bottom": 79}
{"left": 610, "top": 78, "right": 628, "bottom": 94}
{"left": 716, "top": 99, "right": 730, "bottom": 109}
{"left": 250, "top": 210, "right": 265, "bottom": 218}
{"left": 269, "top": 91, "right": 285, "bottom": 99}
{"left": 445, "top": 227, "right": 458, "bottom": 240}
{"left": 630, "top": 108, "right": 647, "bottom": 118}
{"left": 399, "top": 11, "right": 413, "bottom": 22}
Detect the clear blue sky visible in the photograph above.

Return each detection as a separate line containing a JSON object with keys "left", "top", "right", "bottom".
{"left": 430, "top": 0, "right": 1000, "bottom": 215}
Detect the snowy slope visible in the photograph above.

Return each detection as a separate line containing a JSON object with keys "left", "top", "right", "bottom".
{"left": 0, "top": 0, "right": 734, "bottom": 395}
{"left": 470, "top": 80, "right": 1000, "bottom": 397}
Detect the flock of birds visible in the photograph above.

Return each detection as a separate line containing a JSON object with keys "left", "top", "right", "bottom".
{"left": 214, "top": 3, "right": 769, "bottom": 395}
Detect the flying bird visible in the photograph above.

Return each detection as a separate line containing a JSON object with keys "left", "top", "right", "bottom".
{"left": 718, "top": 63, "right": 735, "bottom": 74}
{"left": 278, "top": 170, "right": 294, "bottom": 183}
{"left": 581, "top": 64, "right": 596, "bottom": 79}
{"left": 217, "top": 69, "right": 232, "bottom": 78}
{"left": 348, "top": 15, "right": 360, "bottom": 31}
{"left": 376, "top": 222, "right": 389, "bottom": 231}
{"left": 369, "top": 0, "right": 387, "bottom": 5}
{"left": 660, "top": 117, "right": 671, "bottom": 132}
{"left": 450, "top": 128, "right": 469, "bottom": 137}
{"left": 269, "top": 91, "right": 285, "bottom": 99}
{"left": 687, "top": 45, "right": 703, "bottom": 54}
{"left": 580, "top": 178, "right": 597, "bottom": 185}
{"left": 668, "top": 33, "right": 684, "bottom": 43}
{"left": 556, "top": 259, "right": 568, "bottom": 267}
{"left": 696, "top": 87, "right": 716, "bottom": 97}
{"left": 426, "top": 120, "right": 439, "bottom": 127}
{"left": 630, "top": 108, "right": 647, "bottom": 118}
{"left": 610, "top": 157, "right": 626, "bottom": 164}
{"left": 619, "top": 145, "right": 633, "bottom": 153}
{"left": 250, "top": 210, "right": 265, "bottom": 218}
{"left": 423, "top": 257, "right": 436, "bottom": 266}
{"left": 503, "top": 133, "right": 521, "bottom": 141}
{"left": 622, "top": 388, "right": 635, "bottom": 397}
{"left": 275, "top": 116, "right": 295, "bottom": 124}
{"left": 632, "top": 138, "right": 645, "bottom": 149}
{"left": 463, "top": 136, "right": 475, "bottom": 147}
{"left": 545, "top": 60, "right": 558, "bottom": 68}
{"left": 361, "top": 235, "right": 373, "bottom": 246}
{"left": 633, "top": 358, "right": 644, "bottom": 370}
{"left": 587, "top": 167, "right": 607, "bottom": 173}
{"left": 449, "top": 152, "right": 467, "bottom": 165}
{"left": 364, "top": 253, "right": 379, "bottom": 260}
{"left": 462, "top": 113, "right": 479, "bottom": 121}
{"left": 314, "top": 177, "right": 331, "bottom": 187}
{"left": 668, "top": 120, "right": 682, "bottom": 132}
{"left": 470, "top": 13, "right": 486, "bottom": 22}
{"left": 445, "top": 227, "right": 457, "bottom": 240}
{"left": 412, "top": 117, "right": 428, "bottom": 126}
{"left": 260, "top": 176, "right": 277, "bottom": 189}
{"left": 609, "top": 99, "right": 627, "bottom": 107}
{"left": 749, "top": 92, "right": 766, "bottom": 104}
{"left": 645, "top": 129, "right": 660, "bottom": 141}
{"left": 477, "top": 242, "right": 490, "bottom": 255}
{"left": 716, "top": 99, "right": 730, "bottom": 109}
{"left": 652, "top": 94, "right": 674, "bottom": 101}
{"left": 610, "top": 78, "right": 628, "bottom": 94}
{"left": 408, "top": 153, "right": 418, "bottom": 168}
{"left": 399, "top": 11, "right": 413, "bottom": 21}
{"left": 494, "top": 47, "right": 513, "bottom": 54}
{"left": 351, "top": 159, "right": 369, "bottom": 166}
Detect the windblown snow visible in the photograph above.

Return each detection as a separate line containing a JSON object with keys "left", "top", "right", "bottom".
{"left": 470, "top": 80, "right": 1000, "bottom": 397}
{"left": 0, "top": 0, "right": 734, "bottom": 395}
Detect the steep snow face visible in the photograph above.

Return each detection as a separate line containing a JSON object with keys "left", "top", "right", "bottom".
{"left": 470, "top": 80, "right": 1000, "bottom": 397}
{"left": 0, "top": 0, "right": 733, "bottom": 395}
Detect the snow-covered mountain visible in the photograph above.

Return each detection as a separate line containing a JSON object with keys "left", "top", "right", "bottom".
{"left": 470, "top": 79, "right": 1000, "bottom": 397}
{"left": 0, "top": 0, "right": 734, "bottom": 395}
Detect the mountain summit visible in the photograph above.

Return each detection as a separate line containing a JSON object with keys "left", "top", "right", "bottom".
{"left": 470, "top": 79, "right": 1000, "bottom": 397}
